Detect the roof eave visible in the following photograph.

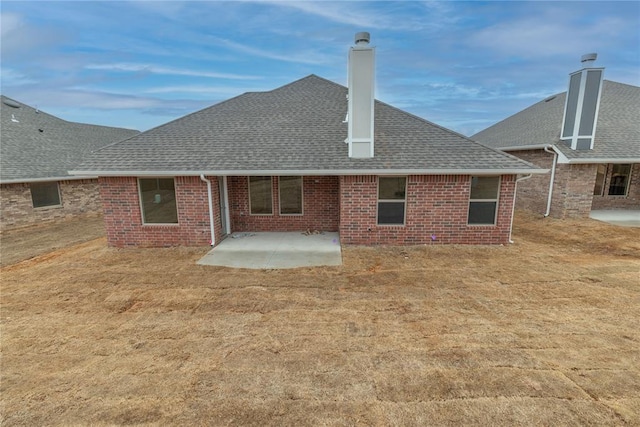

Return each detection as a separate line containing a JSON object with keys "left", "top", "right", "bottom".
{"left": 1, "top": 175, "right": 98, "bottom": 184}
{"left": 69, "top": 168, "right": 549, "bottom": 177}
{"left": 564, "top": 157, "right": 640, "bottom": 164}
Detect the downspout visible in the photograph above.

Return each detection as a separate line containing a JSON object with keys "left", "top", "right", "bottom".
{"left": 543, "top": 145, "right": 559, "bottom": 217}
{"left": 509, "top": 174, "right": 533, "bottom": 244}
{"left": 200, "top": 174, "right": 216, "bottom": 246}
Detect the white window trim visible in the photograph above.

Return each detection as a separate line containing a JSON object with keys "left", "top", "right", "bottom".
{"left": 278, "top": 176, "right": 304, "bottom": 216}
{"left": 138, "top": 177, "right": 180, "bottom": 225}
{"left": 593, "top": 164, "right": 607, "bottom": 197}
{"left": 377, "top": 176, "right": 407, "bottom": 226}
{"left": 31, "top": 181, "right": 62, "bottom": 209}
{"left": 248, "top": 176, "right": 273, "bottom": 216}
{"left": 468, "top": 176, "right": 501, "bottom": 226}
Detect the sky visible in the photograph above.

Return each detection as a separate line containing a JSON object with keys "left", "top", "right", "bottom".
{"left": 1, "top": 1, "right": 638, "bottom": 137}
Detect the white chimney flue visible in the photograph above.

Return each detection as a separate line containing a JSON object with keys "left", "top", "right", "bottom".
{"left": 347, "top": 32, "right": 375, "bottom": 158}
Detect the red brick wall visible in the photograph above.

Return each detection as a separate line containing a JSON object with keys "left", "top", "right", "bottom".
{"left": 228, "top": 176, "right": 339, "bottom": 232}
{"left": 1, "top": 179, "right": 102, "bottom": 232}
{"left": 339, "top": 175, "right": 516, "bottom": 245}
{"left": 591, "top": 163, "right": 640, "bottom": 210}
{"left": 99, "top": 176, "right": 218, "bottom": 247}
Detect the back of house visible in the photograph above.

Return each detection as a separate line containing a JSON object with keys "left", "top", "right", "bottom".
{"left": 71, "top": 33, "right": 546, "bottom": 248}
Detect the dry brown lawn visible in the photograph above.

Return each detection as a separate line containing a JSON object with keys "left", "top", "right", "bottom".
{"left": 1, "top": 212, "right": 639, "bottom": 426}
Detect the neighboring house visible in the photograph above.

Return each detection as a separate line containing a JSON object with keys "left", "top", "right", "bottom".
{"left": 473, "top": 55, "right": 640, "bottom": 219}
{"left": 0, "top": 96, "right": 139, "bottom": 231}
{"left": 70, "top": 33, "right": 545, "bottom": 248}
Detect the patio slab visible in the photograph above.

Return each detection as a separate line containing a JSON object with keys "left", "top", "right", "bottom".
{"left": 589, "top": 210, "right": 640, "bottom": 227}
{"left": 197, "top": 231, "right": 342, "bottom": 269}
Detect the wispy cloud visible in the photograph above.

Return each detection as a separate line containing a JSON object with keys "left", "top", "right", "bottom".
{"left": 84, "top": 63, "right": 263, "bottom": 80}
{"left": 209, "top": 36, "right": 335, "bottom": 65}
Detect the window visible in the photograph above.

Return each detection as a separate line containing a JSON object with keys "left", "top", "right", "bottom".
{"left": 468, "top": 176, "right": 500, "bottom": 225}
{"left": 279, "top": 176, "right": 303, "bottom": 215}
{"left": 377, "top": 177, "right": 406, "bottom": 225}
{"left": 249, "top": 176, "right": 273, "bottom": 215}
{"left": 608, "top": 164, "right": 631, "bottom": 196}
{"left": 139, "top": 178, "right": 178, "bottom": 224}
{"left": 30, "top": 182, "right": 61, "bottom": 208}
{"left": 593, "top": 164, "right": 607, "bottom": 196}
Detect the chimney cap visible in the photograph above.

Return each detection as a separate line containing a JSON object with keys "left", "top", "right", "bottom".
{"left": 581, "top": 53, "right": 597, "bottom": 64}
{"left": 354, "top": 32, "right": 370, "bottom": 45}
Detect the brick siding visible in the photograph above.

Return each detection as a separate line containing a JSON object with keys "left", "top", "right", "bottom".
{"left": 99, "top": 176, "right": 216, "bottom": 247}
{"left": 591, "top": 163, "right": 640, "bottom": 210}
{"left": 339, "top": 175, "right": 516, "bottom": 245}
{"left": 228, "top": 176, "right": 340, "bottom": 232}
{"left": 1, "top": 179, "right": 102, "bottom": 232}
{"left": 507, "top": 150, "right": 638, "bottom": 218}
{"left": 98, "top": 174, "right": 517, "bottom": 247}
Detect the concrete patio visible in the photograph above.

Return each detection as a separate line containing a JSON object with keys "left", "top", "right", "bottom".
{"left": 197, "top": 231, "right": 342, "bottom": 269}
{"left": 590, "top": 210, "right": 640, "bottom": 227}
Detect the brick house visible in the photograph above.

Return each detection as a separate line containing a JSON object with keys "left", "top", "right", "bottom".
{"left": 0, "top": 96, "right": 138, "bottom": 231}
{"left": 473, "top": 55, "right": 639, "bottom": 219}
{"left": 71, "top": 33, "right": 545, "bottom": 248}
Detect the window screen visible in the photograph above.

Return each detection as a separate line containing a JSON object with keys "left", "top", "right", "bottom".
{"left": 30, "top": 182, "right": 61, "bottom": 208}
{"left": 378, "top": 177, "right": 406, "bottom": 225}
{"left": 139, "top": 178, "right": 178, "bottom": 224}
{"left": 468, "top": 176, "right": 499, "bottom": 225}
{"left": 249, "top": 176, "right": 273, "bottom": 215}
{"left": 279, "top": 176, "right": 303, "bottom": 215}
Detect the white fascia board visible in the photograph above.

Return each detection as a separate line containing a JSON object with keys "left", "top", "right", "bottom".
{"left": 1, "top": 175, "right": 98, "bottom": 184}
{"left": 69, "top": 168, "right": 549, "bottom": 177}
{"left": 563, "top": 158, "right": 640, "bottom": 164}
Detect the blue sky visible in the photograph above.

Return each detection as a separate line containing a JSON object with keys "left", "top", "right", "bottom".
{"left": 1, "top": 1, "right": 638, "bottom": 136}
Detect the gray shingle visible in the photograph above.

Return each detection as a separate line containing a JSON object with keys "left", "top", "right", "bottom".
{"left": 73, "top": 75, "right": 541, "bottom": 175}
{"left": 472, "top": 81, "right": 640, "bottom": 161}
{"left": 1, "top": 96, "right": 139, "bottom": 182}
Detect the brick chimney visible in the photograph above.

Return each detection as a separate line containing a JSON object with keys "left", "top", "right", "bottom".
{"left": 560, "top": 53, "right": 605, "bottom": 150}
{"left": 347, "top": 32, "right": 375, "bottom": 158}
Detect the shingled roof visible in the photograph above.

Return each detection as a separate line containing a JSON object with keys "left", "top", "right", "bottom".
{"left": 472, "top": 81, "right": 640, "bottom": 163}
{"left": 1, "top": 96, "right": 139, "bottom": 183}
{"left": 71, "top": 75, "right": 544, "bottom": 176}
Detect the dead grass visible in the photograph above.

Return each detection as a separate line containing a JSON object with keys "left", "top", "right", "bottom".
{"left": 1, "top": 211, "right": 639, "bottom": 426}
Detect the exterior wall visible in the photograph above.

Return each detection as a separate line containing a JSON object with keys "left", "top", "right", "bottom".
{"left": 509, "top": 149, "right": 600, "bottom": 218}
{"left": 339, "top": 175, "right": 516, "bottom": 245}
{"left": 591, "top": 163, "right": 640, "bottom": 210}
{"left": 1, "top": 179, "right": 101, "bottom": 232}
{"left": 99, "top": 176, "right": 218, "bottom": 247}
{"left": 554, "top": 163, "right": 598, "bottom": 218}
{"left": 504, "top": 150, "right": 554, "bottom": 215}
{"left": 228, "top": 176, "right": 339, "bottom": 232}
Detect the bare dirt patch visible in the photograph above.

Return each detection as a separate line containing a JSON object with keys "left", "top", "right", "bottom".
{"left": 0, "top": 215, "right": 105, "bottom": 267}
{"left": 1, "top": 211, "right": 639, "bottom": 425}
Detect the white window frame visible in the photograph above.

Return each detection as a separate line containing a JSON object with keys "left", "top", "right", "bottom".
{"left": 468, "top": 176, "right": 501, "bottom": 226}
{"left": 138, "top": 177, "right": 179, "bottom": 225}
{"left": 377, "top": 176, "right": 407, "bottom": 226}
{"left": 279, "top": 176, "right": 304, "bottom": 216}
{"left": 248, "top": 176, "right": 273, "bottom": 215}
{"left": 30, "top": 181, "right": 62, "bottom": 209}
{"left": 593, "top": 164, "right": 607, "bottom": 196}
